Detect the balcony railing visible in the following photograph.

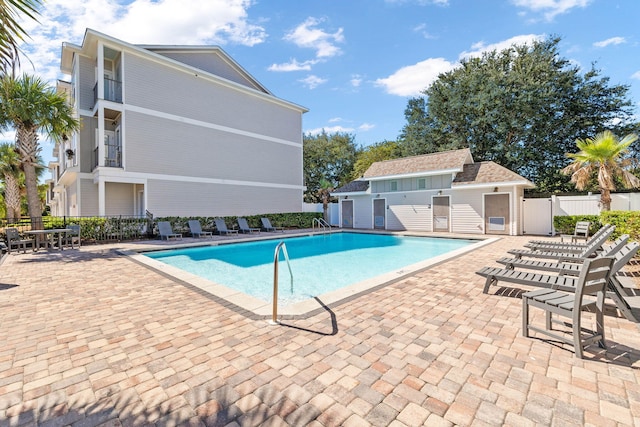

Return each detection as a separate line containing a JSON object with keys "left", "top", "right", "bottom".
{"left": 93, "top": 77, "right": 122, "bottom": 104}
{"left": 93, "top": 143, "right": 122, "bottom": 169}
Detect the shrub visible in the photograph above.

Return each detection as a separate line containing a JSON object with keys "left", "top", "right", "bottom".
{"left": 600, "top": 211, "right": 640, "bottom": 242}
{"left": 552, "top": 215, "right": 601, "bottom": 235}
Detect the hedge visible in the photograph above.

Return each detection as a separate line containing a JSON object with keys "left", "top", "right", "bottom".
{"left": 553, "top": 211, "right": 640, "bottom": 241}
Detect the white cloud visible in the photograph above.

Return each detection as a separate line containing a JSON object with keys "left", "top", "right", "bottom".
{"left": 413, "top": 23, "right": 436, "bottom": 39}
{"left": 511, "top": 0, "right": 591, "bottom": 21}
{"left": 350, "top": 74, "right": 363, "bottom": 88}
{"left": 631, "top": 71, "right": 640, "bottom": 80}
{"left": 284, "top": 17, "right": 344, "bottom": 59}
{"left": 375, "top": 57, "right": 455, "bottom": 96}
{"left": 18, "top": 0, "right": 265, "bottom": 81}
{"left": 306, "top": 125, "right": 355, "bottom": 135}
{"left": 268, "top": 59, "right": 316, "bottom": 72}
{"left": 299, "top": 74, "right": 327, "bottom": 89}
{"left": 328, "top": 117, "right": 343, "bottom": 123}
{"left": 358, "top": 123, "right": 375, "bottom": 132}
{"left": 459, "top": 34, "right": 543, "bottom": 60}
{"left": 593, "top": 37, "right": 626, "bottom": 48}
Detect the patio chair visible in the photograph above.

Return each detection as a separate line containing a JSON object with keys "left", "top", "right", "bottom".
{"left": 477, "top": 241, "right": 638, "bottom": 295}
{"left": 65, "top": 224, "right": 81, "bottom": 248}
{"left": 6, "top": 228, "right": 33, "bottom": 254}
{"left": 237, "top": 218, "right": 260, "bottom": 234}
{"left": 158, "top": 221, "right": 182, "bottom": 240}
{"left": 560, "top": 221, "right": 591, "bottom": 243}
{"left": 508, "top": 227, "right": 613, "bottom": 260}
{"left": 525, "top": 224, "right": 612, "bottom": 251}
{"left": 214, "top": 218, "right": 238, "bottom": 235}
{"left": 496, "top": 235, "right": 630, "bottom": 274}
{"left": 261, "top": 217, "right": 284, "bottom": 232}
{"left": 188, "top": 220, "right": 213, "bottom": 238}
{"left": 522, "top": 256, "right": 614, "bottom": 359}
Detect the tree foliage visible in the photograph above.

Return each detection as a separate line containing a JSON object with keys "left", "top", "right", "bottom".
{"left": 562, "top": 131, "right": 639, "bottom": 210}
{"left": 303, "top": 130, "right": 357, "bottom": 203}
{"left": 398, "top": 36, "right": 637, "bottom": 193}
{"left": 351, "top": 140, "right": 401, "bottom": 180}
{"left": 0, "top": 74, "right": 79, "bottom": 225}
{"left": 0, "top": 0, "right": 42, "bottom": 75}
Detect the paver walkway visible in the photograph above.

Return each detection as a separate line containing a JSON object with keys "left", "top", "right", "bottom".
{"left": 1, "top": 233, "right": 639, "bottom": 426}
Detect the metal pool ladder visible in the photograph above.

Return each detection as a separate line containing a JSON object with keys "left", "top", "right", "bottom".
{"left": 270, "top": 241, "right": 293, "bottom": 324}
{"left": 312, "top": 217, "right": 331, "bottom": 233}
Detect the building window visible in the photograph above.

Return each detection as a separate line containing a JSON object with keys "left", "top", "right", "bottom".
{"left": 390, "top": 181, "right": 398, "bottom": 191}
{"left": 418, "top": 178, "right": 426, "bottom": 190}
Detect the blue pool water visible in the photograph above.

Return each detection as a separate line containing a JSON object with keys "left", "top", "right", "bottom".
{"left": 144, "top": 233, "right": 476, "bottom": 305}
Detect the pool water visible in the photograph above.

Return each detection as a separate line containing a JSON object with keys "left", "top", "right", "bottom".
{"left": 144, "top": 233, "right": 476, "bottom": 305}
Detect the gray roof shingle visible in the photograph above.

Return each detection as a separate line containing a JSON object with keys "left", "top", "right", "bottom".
{"left": 332, "top": 180, "right": 370, "bottom": 193}
{"left": 363, "top": 148, "right": 472, "bottom": 179}
{"left": 452, "top": 161, "right": 534, "bottom": 186}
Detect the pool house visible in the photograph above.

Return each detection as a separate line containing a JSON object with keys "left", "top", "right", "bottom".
{"left": 332, "top": 148, "right": 535, "bottom": 235}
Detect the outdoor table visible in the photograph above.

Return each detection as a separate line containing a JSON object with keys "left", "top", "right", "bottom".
{"left": 25, "top": 228, "right": 73, "bottom": 251}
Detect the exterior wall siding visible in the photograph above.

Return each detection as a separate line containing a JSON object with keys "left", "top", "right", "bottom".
{"left": 146, "top": 180, "right": 302, "bottom": 217}
{"left": 123, "top": 111, "right": 301, "bottom": 185}
{"left": 105, "top": 182, "right": 134, "bottom": 216}
{"left": 153, "top": 51, "right": 260, "bottom": 90}
{"left": 123, "top": 53, "right": 302, "bottom": 142}
{"left": 450, "top": 189, "right": 484, "bottom": 234}
{"left": 79, "top": 179, "right": 99, "bottom": 216}
{"left": 78, "top": 55, "right": 95, "bottom": 111}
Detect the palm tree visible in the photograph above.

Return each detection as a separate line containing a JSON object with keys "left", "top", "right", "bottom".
{"left": 562, "top": 131, "right": 640, "bottom": 211}
{"left": 0, "top": 0, "right": 42, "bottom": 75}
{"left": 317, "top": 178, "right": 334, "bottom": 222}
{"left": 0, "top": 74, "right": 78, "bottom": 228}
{"left": 0, "top": 142, "right": 22, "bottom": 222}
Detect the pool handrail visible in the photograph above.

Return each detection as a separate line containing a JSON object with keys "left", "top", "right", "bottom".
{"left": 312, "top": 217, "right": 331, "bottom": 233}
{"left": 270, "top": 241, "right": 293, "bottom": 324}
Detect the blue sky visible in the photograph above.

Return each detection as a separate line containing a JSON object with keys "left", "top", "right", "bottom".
{"left": 11, "top": 0, "right": 640, "bottom": 169}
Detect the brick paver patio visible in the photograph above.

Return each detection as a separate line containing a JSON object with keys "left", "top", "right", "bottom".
{"left": 1, "top": 233, "right": 639, "bottom": 426}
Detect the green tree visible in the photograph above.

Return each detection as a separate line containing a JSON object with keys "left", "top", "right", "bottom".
{"left": 0, "top": 74, "right": 79, "bottom": 227}
{"left": 352, "top": 140, "right": 401, "bottom": 180}
{"left": 562, "top": 131, "right": 639, "bottom": 211}
{"left": 399, "top": 36, "right": 636, "bottom": 192}
{"left": 0, "top": 0, "right": 42, "bottom": 75}
{"left": 0, "top": 142, "right": 22, "bottom": 222}
{"left": 303, "top": 130, "right": 357, "bottom": 203}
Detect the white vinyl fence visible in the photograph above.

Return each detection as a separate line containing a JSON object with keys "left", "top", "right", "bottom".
{"left": 303, "top": 203, "right": 339, "bottom": 226}
{"left": 522, "top": 192, "right": 640, "bottom": 236}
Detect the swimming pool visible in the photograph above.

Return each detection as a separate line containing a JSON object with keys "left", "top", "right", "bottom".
{"left": 138, "top": 232, "right": 487, "bottom": 316}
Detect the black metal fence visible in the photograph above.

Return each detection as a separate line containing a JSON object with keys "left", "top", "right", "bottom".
{"left": 1, "top": 215, "right": 152, "bottom": 244}
{"left": 1, "top": 212, "right": 323, "bottom": 245}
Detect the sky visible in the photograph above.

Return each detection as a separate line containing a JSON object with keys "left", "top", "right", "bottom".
{"left": 9, "top": 0, "right": 640, "bottom": 172}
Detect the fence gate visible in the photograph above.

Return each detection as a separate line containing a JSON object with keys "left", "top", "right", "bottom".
{"left": 522, "top": 198, "right": 553, "bottom": 236}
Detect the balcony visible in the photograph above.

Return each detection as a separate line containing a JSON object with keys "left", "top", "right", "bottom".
{"left": 93, "top": 77, "right": 122, "bottom": 104}
{"left": 93, "top": 143, "right": 122, "bottom": 169}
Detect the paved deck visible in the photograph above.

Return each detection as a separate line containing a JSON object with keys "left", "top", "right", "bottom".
{"left": 1, "top": 232, "right": 639, "bottom": 426}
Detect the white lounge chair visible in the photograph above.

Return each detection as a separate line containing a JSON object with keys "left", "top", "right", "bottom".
{"left": 214, "top": 219, "right": 238, "bottom": 235}
{"left": 158, "top": 221, "right": 182, "bottom": 240}
{"left": 261, "top": 217, "right": 284, "bottom": 232}
{"left": 188, "top": 220, "right": 213, "bottom": 238}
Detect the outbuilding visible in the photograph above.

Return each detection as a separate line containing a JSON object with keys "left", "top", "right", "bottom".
{"left": 332, "top": 148, "right": 535, "bottom": 235}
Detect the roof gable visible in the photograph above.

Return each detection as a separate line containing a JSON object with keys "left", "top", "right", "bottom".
{"left": 452, "top": 161, "right": 534, "bottom": 187}
{"left": 363, "top": 148, "right": 473, "bottom": 179}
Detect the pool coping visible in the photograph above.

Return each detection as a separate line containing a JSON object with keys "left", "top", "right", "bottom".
{"left": 121, "top": 230, "right": 500, "bottom": 321}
